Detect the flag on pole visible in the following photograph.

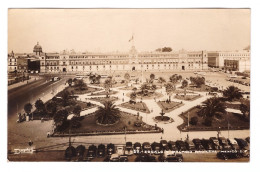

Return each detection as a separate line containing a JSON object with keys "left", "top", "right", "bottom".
{"left": 128, "top": 35, "right": 134, "bottom": 42}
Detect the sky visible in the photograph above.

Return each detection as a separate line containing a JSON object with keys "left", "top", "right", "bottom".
{"left": 8, "top": 9, "right": 250, "bottom": 53}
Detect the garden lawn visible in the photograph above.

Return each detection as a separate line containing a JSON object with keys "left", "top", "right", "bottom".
{"left": 174, "top": 94, "right": 201, "bottom": 101}
{"left": 157, "top": 101, "right": 183, "bottom": 113}
{"left": 56, "top": 86, "right": 101, "bottom": 96}
{"left": 89, "top": 96, "right": 119, "bottom": 104}
{"left": 63, "top": 111, "right": 156, "bottom": 134}
{"left": 90, "top": 90, "right": 118, "bottom": 96}
{"left": 118, "top": 102, "right": 150, "bottom": 113}
{"left": 178, "top": 107, "right": 249, "bottom": 131}
{"left": 186, "top": 84, "right": 212, "bottom": 92}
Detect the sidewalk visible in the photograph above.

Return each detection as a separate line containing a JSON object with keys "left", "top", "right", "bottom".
{"left": 8, "top": 76, "right": 41, "bottom": 91}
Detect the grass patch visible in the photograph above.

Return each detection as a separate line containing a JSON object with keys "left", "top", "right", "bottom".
{"left": 89, "top": 96, "right": 119, "bottom": 104}
{"left": 186, "top": 84, "right": 212, "bottom": 92}
{"left": 90, "top": 90, "right": 118, "bottom": 96}
{"left": 178, "top": 107, "right": 249, "bottom": 131}
{"left": 118, "top": 102, "right": 150, "bottom": 113}
{"left": 56, "top": 86, "right": 101, "bottom": 96}
{"left": 157, "top": 101, "right": 183, "bottom": 113}
{"left": 174, "top": 94, "right": 202, "bottom": 101}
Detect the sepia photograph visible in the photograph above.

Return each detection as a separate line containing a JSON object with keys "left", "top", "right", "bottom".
{"left": 7, "top": 8, "right": 251, "bottom": 162}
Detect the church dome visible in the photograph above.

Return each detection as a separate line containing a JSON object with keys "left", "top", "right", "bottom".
{"left": 33, "top": 42, "right": 42, "bottom": 53}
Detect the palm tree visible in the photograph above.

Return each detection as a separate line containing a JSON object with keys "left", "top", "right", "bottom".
{"left": 240, "top": 99, "right": 250, "bottom": 119}
{"left": 158, "top": 77, "right": 166, "bottom": 84}
{"left": 96, "top": 75, "right": 101, "bottom": 84}
{"left": 164, "top": 82, "right": 175, "bottom": 102}
{"left": 124, "top": 73, "right": 130, "bottom": 85}
{"left": 223, "top": 86, "right": 243, "bottom": 101}
{"left": 150, "top": 73, "right": 155, "bottom": 83}
{"left": 73, "top": 105, "right": 82, "bottom": 117}
{"left": 89, "top": 74, "right": 95, "bottom": 84}
{"left": 199, "top": 97, "right": 226, "bottom": 119}
{"left": 96, "top": 101, "right": 120, "bottom": 125}
{"left": 104, "top": 78, "right": 112, "bottom": 97}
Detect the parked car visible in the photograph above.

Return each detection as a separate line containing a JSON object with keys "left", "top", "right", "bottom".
{"left": 97, "top": 144, "right": 106, "bottom": 157}
{"left": 86, "top": 145, "right": 97, "bottom": 161}
{"left": 209, "top": 137, "right": 222, "bottom": 150}
{"left": 168, "top": 141, "right": 178, "bottom": 151}
{"left": 160, "top": 140, "right": 169, "bottom": 151}
{"left": 185, "top": 140, "right": 196, "bottom": 151}
{"left": 116, "top": 146, "right": 125, "bottom": 155}
{"left": 176, "top": 140, "right": 187, "bottom": 151}
{"left": 151, "top": 142, "right": 162, "bottom": 154}
{"left": 107, "top": 143, "right": 115, "bottom": 155}
{"left": 235, "top": 138, "right": 250, "bottom": 157}
{"left": 218, "top": 137, "right": 231, "bottom": 150}
{"left": 192, "top": 139, "right": 205, "bottom": 151}
{"left": 158, "top": 151, "right": 183, "bottom": 162}
{"left": 134, "top": 142, "right": 142, "bottom": 154}
{"left": 245, "top": 137, "right": 250, "bottom": 143}
{"left": 227, "top": 139, "right": 240, "bottom": 150}
{"left": 217, "top": 150, "right": 243, "bottom": 160}
{"left": 201, "top": 139, "right": 214, "bottom": 150}
{"left": 75, "top": 145, "right": 86, "bottom": 161}
{"left": 65, "top": 146, "right": 76, "bottom": 161}
{"left": 142, "top": 142, "right": 152, "bottom": 153}
{"left": 109, "top": 153, "right": 128, "bottom": 162}
{"left": 135, "top": 153, "right": 156, "bottom": 162}
{"left": 125, "top": 142, "right": 133, "bottom": 155}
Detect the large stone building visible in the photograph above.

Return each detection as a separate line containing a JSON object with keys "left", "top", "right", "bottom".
{"left": 40, "top": 45, "right": 208, "bottom": 73}
{"left": 8, "top": 42, "right": 251, "bottom": 74}
{"left": 208, "top": 50, "right": 250, "bottom": 72}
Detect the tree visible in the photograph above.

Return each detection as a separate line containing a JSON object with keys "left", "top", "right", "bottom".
{"left": 130, "top": 92, "right": 137, "bottom": 103}
{"left": 24, "top": 103, "right": 32, "bottom": 115}
{"left": 96, "top": 101, "right": 120, "bottom": 125}
{"left": 104, "top": 78, "right": 112, "bottom": 95}
{"left": 46, "top": 101, "right": 57, "bottom": 117}
{"left": 73, "top": 105, "right": 82, "bottom": 117}
{"left": 89, "top": 74, "right": 95, "bottom": 84}
{"left": 140, "top": 83, "right": 149, "bottom": 93}
{"left": 61, "top": 90, "right": 70, "bottom": 106}
{"left": 71, "top": 116, "right": 81, "bottom": 128}
{"left": 162, "top": 47, "right": 172, "bottom": 52}
{"left": 124, "top": 73, "right": 130, "bottom": 85}
{"left": 53, "top": 109, "right": 69, "bottom": 129}
{"left": 240, "top": 99, "right": 250, "bottom": 119}
{"left": 164, "top": 82, "right": 175, "bottom": 102}
{"left": 132, "top": 87, "right": 137, "bottom": 93}
{"left": 151, "top": 84, "right": 157, "bottom": 92}
{"left": 182, "top": 79, "right": 188, "bottom": 88}
{"left": 223, "top": 86, "right": 243, "bottom": 101}
{"left": 35, "top": 99, "right": 45, "bottom": 112}
{"left": 199, "top": 97, "right": 226, "bottom": 119}
{"left": 150, "top": 73, "right": 155, "bottom": 83}
{"left": 67, "top": 78, "right": 73, "bottom": 86}
{"left": 155, "top": 48, "right": 162, "bottom": 52}
{"left": 95, "top": 75, "right": 101, "bottom": 84}
{"left": 182, "top": 79, "right": 188, "bottom": 97}
{"left": 158, "top": 77, "right": 166, "bottom": 84}
{"left": 169, "top": 74, "right": 178, "bottom": 84}
{"left": 190, "top": 116, "right": 198, "bottom": 125}
{"left": 75, "top": 79, "right": 87, "bottom": 91}
{"left": 190, "top": 76, "right": 205, "bottom": 88}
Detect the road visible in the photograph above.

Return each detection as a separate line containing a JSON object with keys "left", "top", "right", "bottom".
{"left": 8, "top": 74, "right": 73, "bottom": 151}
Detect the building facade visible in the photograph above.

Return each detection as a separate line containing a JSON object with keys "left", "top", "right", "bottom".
{"left": 40, "top": 46, "right": 208, "bottom": 73}
{"left": 208, "top": 50, "right": 250, "bottom": 72}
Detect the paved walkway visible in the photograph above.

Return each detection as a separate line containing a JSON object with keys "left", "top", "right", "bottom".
{"left": 8, "top": 76, "right": 41, "bottom": 90}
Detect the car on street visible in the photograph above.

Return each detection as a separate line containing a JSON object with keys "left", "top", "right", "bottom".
{"left": 158, "top": 151, "right": 183, "bottom": 162}
{"left": 227, "top": 139, "right": 240, "bottom": 150}
{"left": 142, "top": 142, "right": 152, "bottom": 153}
{"left": 107, "top": 143, "right": 115, "bottom": 155}
{"left": 124, "top": 142, "right": 134, "bottom": 156}
{"left": 218, "top": 137, "right": 232, "bottom": 150}
{"left": 86, "top": 145, "right": 97, "bottom": 161}
{"left": 97, "top": 144, "right": 106, "bottom": 157}
{"left": 245, "top": 137, "right": 250, "bottom": 143}
{"left": 235, "top": 138, "right": 250, "bottom": 157}
{"left": 135, "top": 153, "right": 156, "bottom": 162}
{"left": 168, "top": 141, "right": 178, "bottom": 151}
{"left": 217, "top": 150, "right": 243, "bottom": 160}
{"left": 185, "top": 140, "right": 196, "bottom": 151}
{"left": 151, "top": 142, "right": 162, "bottom": 154}
{"left": 109, "top": 153, "right": 128, "bottom": 162}
{"left": 65, "top": 146, "right": 76, "bottom": 161}
{"left": 201, "top": 139, "right": 214, "bottom": 151}
{"left": 209, "top": 137, "right": 222, "bottom": 150}
{"left": 116, "top": 145, "right": 125, "bottom": 155}
{"left": 192, "top": 139, "right": 205, "bottom": 151}
{"left": 134, "top": 142, "right": 142, "bottom": 154}
{"left": 160, "top": 140, "right": 169, "bottom": 151}
{"left": 75, "top": 145, "right": 86, "bottom": 161}
{"left": 176, "top": 140, "right": 187, "bottom": 151}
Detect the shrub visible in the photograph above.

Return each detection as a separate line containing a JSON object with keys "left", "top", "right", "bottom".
{"left": 204, "top": 117, "right": 212, "bottom": 126}
{"left": 87, "top": 102, "right": 92, "bottom": 107}
{"left": 190, "top": 116, "right": 198, "bottom": 125}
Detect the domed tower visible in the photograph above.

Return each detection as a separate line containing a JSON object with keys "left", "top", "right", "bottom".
{"left": 33, "top": 42, "right": 42, "bottom": 55}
